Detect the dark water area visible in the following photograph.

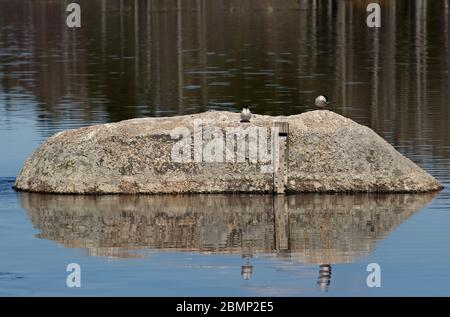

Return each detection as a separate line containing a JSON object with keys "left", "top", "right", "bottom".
{"left": 1, "top": 0, "right": 450, "bottom": 295}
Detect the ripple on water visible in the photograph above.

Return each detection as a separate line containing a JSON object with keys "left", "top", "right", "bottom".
{"left": 0, "top": 272, "right": 24, "bottom": 281}
{"left": 0, "top": 178, "right": 15, "bottom": 194}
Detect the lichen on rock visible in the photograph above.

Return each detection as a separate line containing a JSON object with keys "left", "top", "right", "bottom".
{"left": 13, "top": 110, "right": 443, "bottom": 194}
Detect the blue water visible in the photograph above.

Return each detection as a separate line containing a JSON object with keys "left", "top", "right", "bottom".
{"left": 1, "top": 178, "right": 450, "bottom": 296}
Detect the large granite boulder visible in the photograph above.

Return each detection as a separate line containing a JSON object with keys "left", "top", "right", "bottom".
{"left": 13, "top": 110, "right": 442, "bottom": 194}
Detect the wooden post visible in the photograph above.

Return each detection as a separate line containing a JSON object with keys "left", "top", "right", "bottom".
{"left": 273, "top": 122, "right": 289, "bottom": 194}
{"left": 274, "top": 196, "right": 289, "bottom": 254}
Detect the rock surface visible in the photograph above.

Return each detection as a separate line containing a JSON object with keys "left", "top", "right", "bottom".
{"left": 14, "top": 110, "right": 443, "bottom": 194}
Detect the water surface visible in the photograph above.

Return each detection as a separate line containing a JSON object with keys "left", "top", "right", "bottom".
{"left": 0, "top": 0, "right": 450, "bottom": 296}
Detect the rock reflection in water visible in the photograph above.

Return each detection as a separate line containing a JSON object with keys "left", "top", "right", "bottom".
{"left": 20, "top": 193, "right": 434, "bottom": 264}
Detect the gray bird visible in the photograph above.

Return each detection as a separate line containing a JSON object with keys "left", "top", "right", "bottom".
{"left": 315, "top": 95, "right": 329, "bottom": 109}
{"left": 240, "top": 107, "right": 252, "bottom": 122}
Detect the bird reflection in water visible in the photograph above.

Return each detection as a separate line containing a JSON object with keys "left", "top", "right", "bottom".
{"left": 241, "top": 239, "right": 255, "bottom": 280}
{"left": 317, "top": 264, "right": 332, "bottom": 292}
{"left": 241, "top": 253, "right": 253, "bottom": 281}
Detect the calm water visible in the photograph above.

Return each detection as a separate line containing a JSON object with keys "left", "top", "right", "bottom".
{"left": 1, "top": 0, "right": 450, "bottom": 296}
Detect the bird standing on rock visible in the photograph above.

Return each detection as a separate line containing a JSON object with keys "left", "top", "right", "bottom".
{"left": 240, "top": 107, "right": 252, "bottom": 122}
{"left": 315, "top": 95, "right": 330, "bottom": 109}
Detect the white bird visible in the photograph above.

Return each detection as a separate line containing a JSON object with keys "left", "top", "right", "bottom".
{"left": 315, "top": 95, "right": 329, "bottom": 109}
{"left": 240, "top": 107, "right": 252, "bottom": 122}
